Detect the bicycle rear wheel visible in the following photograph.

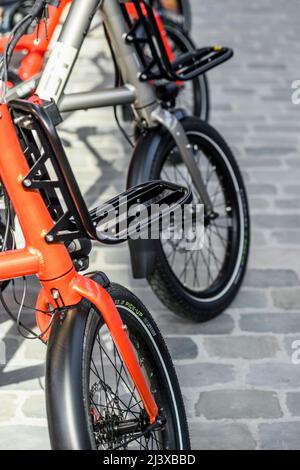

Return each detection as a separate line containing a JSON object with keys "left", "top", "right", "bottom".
{"left": 46, "top": 280, "right": 190, "bottom": 450}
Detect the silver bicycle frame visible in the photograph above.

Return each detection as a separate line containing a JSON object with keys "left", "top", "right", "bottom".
{"left": 36, "top": 0, "right": 213, "bottom": 210}
{"left": 37, "top": 0, "right": 155, "bottom": 114}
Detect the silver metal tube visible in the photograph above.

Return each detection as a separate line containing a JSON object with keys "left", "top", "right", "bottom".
{"left": 58, "top": 0, "right": 100, "bottom": 49}
{"left": 101, "top": 0, "right": 157, "bottom": 116}
{"left": 37, "top": 0, "right": 100, "bottom": 102}
{"left": 59, "top": 85, "right": 136, "bottom": 112}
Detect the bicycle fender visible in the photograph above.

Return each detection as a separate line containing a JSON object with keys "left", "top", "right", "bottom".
{"left": 46, "top": 273, "right": 158, "bottom": 449}
{"left": 126, "top": 127, "right": 166, "bottom": 279}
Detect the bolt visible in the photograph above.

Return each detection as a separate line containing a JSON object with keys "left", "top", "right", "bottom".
{"left": 52, "top": 289, "right": 60, "bottom": 300}
{"left": 23, "top": 179, "right": 32, "bottom": 188}
{"left": 46, "top": 234, "right": 54, "bottom": 243}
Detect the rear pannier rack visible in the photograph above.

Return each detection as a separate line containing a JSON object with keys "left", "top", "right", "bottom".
{"left": 121, "top": 0, "right": 233, "bottom": 82}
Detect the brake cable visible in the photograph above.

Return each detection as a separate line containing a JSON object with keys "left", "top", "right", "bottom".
{"left": 0, "top": 0, "right": 56, "bottom": 102}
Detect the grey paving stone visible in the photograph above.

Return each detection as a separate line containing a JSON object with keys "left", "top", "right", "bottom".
{"left": 0, "top": 338, "right": 20, "bottom": 364}
{"left": 286, "top": 159, "right": 300, "bottom": 169}
{"left": 0, "top": 365, "right": 45, "bottom": 390}
{"left": 203, "top": 336, "right": 280, "bottom": 360}
{"left": 195, "top": 390, "right": 282, "bottom": 419}
{"left": 22, "top": 394, "right": 46, "bottom": 419}
{"left": 284, "top": 185, "right": 300, "bottom": 195}
{"left": 247, "top": 183, "right": 277, "bottom": 196}
{"left": 0, "top": 426, "right": 50, "bottom": 450}
{"left": 272, "top": 288, "right": 300, "bottom": 310}
{"left": 259, "top": 422, "right": 300, "bottom": 450}
{"left": 243, "top": 158, "right": 283, "bottom": 171}
{"left": 176, "top": 363, "right": 235, "bottom": 388}
{"left": 252, "top": 170, "right": 300, "bottom": 185}
{"left": 0, "top": 393, "right": 17, "bottom": 421}
{"left": 251, "top": 231, "right": 268, "bottom": 246}
{"left": 159, "top": 313, "right": 235, "bottom": 336}
{"left": 272, "top": 231, "right": 300, "bottom": 244}
{"left": 247, "top": 364, "right": 300, "bottom": 389}
{"left": 24, "top": 341, "right": 47, "bottom": 361}
{"left": 240, "top": 313, "right": 300, "bottom": 335}
{"left": 284, "top": 336, "right": 300, "bottom": 362}
{"left": 189, "top": 422, "right": 256, "bottom": 450}
{"left": 247, "top": 198, "right": 270, "bottom": 210}
{"left": 165, "top": 337, "right": 198, "bottom": 360}
{"left": 230, "top": 290, "right": 268, "bottom": 309}
{"left": 253, "top": 215, "right": 300, "bottom": 229}
{"left": 286, "top": 392, "right": 300, "bottom": 417}
{"left": 182, "top": 393, "right": 196, "bottom": 420}
{"left": 245, "top": 146, "right": 297, "bottom": 156}
{"left": 276, "top": 198, "right": 300, "bottom": 210}
{"left": 244, "top": 269, "right": 299, "bottom": 288}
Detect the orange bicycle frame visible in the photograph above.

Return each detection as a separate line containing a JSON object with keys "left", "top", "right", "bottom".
{"left": 0, "top": 0, "right": 70, "bottom": 80}
{"left": 0, "top": 102, "right": 158, "bottom": 423}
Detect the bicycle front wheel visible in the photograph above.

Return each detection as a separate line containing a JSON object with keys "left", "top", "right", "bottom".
{"left": 147, "top": 117, "right": 250, "bottom": 322}
{"left": 46, "top": 281, "right": 190, "bottom": 450}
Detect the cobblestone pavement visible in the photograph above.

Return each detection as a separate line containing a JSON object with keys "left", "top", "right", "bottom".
{"left": 0, "top": 0, "right": 300, "bottom": 450}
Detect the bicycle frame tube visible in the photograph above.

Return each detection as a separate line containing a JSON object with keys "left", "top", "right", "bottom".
{"left": 37, "top": 0, "right": 101, "bottom": 102}
{"left": 36, "top": 0, "right": 213, "bottom": 207}
{"left": 0, "top": 102, "right": 158, "bottom": 423}
{"left": 37, "top": 0, "right": 158, "bottom": 115}
{"left": 6, "top": 0, "right": 177, "bottom": 111}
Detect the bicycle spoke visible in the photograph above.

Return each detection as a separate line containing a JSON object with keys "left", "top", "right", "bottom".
{"left": 90, "top": 321, "right": 164, "bottom": 450}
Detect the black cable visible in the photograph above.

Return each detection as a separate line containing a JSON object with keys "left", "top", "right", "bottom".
{"left": 113, "top": 106, "right": 134, "bottom": 148}
{"left": 0, "top": 0, "right": 58, "bottom": 341}
{"left": 11, "top": 278, "right": 53, "bottom": 315}
{"left": 1, "top": 0, "right": 48, "bottom": 101}
{"left": 0, "top": 280, "right": 55, "bottom": 342}
{"left": 0, "top": 282, "right": 39, "bottom": 339}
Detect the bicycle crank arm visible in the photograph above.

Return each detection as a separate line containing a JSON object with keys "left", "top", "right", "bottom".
{"left": 151, "top": 107, "right": 213, "bottom": 213}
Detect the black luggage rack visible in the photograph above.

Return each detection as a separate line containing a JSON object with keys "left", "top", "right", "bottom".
{"left": 121, "top": 0, "right": 233, "bottom": 82}
{"left": 9, "top": 99, "right": 192, "bottom": 245}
